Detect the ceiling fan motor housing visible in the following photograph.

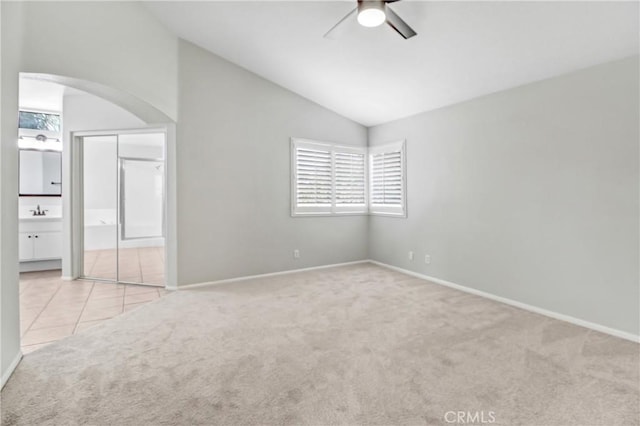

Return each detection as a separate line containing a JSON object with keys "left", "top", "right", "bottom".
{"left": 357, "top": 0, "right": 387, "bottom": 28}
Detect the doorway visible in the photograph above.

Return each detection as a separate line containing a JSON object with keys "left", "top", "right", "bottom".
{"left": 78, "top": 130, "right": 166, "bottom": 286}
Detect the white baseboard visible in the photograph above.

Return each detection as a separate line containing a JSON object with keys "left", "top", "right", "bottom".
{"left": 168, "top": 258, "right": 638, "bottom": 343}
{"left": 176, "top": 260, "right": 369, "bottom": 290}
{"left": 369, "top": 260, "right": 639, "bottom": 343}
{"left": 19, "top": 259, "right": 61, "bottom": 273}
{"left": 1, "top": 350, "right": 23, "bottom": 389}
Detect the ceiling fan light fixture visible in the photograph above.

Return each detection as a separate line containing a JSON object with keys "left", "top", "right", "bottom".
{"left": 357, "top": 1, "right": 386, "bottom": 28}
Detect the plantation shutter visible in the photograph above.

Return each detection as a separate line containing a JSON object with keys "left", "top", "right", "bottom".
{"left": 334, "top": 150, "right": 366, "bottom": 212}
{"left": 369, "top": 141, "right": 406, "bottom": 216}
{"left": 291, "top": 139, "right": 367, "bottom": 215}
{"left": 294, "top": 143, "right": 332, "bottom": 213}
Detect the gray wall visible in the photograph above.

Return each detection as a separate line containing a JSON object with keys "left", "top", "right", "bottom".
{"left": 177, "top": 41, "right": 368, "bottom": 285}
{"left": 1, "top": 1, "right": 178, "bottom": 384}
{"left": 19, "top": 1, "right": 178, "bottom": 121}
{"left": 369, "top": 56, "right": 639, "bottom": 335}
{"left": 1, "top": 1, "right": 23, "bottom": 385}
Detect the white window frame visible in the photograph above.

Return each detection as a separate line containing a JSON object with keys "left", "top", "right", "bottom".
{"left": 368, "top": 140, "right": 407, "bottom": 218}
{"left": 291, "top": 138, "right": 367, "bottom": 217}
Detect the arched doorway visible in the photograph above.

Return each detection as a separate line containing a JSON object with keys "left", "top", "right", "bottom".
{"left": 15, "top": 73, "right": 177, "bottom": 354}
{"left": 19, "top": 73, "right": 176, "bottom": 290}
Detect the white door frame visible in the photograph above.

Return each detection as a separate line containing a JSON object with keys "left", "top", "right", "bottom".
{"left": 65, "top": 124, "right": 177, "bottom": 289}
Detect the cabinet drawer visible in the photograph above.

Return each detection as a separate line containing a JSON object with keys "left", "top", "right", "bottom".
{"left": 19, "top": 218, "right": 62, "bottom": 233}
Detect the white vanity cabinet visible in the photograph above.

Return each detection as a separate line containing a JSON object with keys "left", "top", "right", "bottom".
{"left": 19, "top": 217, "right": 63, "bottom": 261}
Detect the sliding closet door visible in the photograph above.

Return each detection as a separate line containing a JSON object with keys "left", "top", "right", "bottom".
{"left": 81, "top": 135, "right": 118, "bottom": 281}
{"left": 117, "top": 133, "right": 166, "bottom": 285}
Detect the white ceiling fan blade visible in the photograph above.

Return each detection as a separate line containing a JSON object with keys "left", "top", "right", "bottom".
{"left": 324, "top": 7, "right": 358, "bottom": 39}
{"left": 385, "top": 6, "right": 417, "bottom": 39}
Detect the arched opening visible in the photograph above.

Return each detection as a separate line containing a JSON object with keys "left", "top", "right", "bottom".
{"left": 21, "top": 73, "right": 174, "bottom": 125}
{"left": 16, "top": 73, "right": 177, "bottom": 354}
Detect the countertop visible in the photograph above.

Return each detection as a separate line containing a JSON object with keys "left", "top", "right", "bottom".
{"left": 19, "top": 216, "right": 63, "bottom": 222}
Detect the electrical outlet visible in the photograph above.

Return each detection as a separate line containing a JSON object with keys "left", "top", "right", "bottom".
{"left": 408, "top": 251, "right": 414, "bottom": 261}
{"left": 293, "top": 249, "right": 300, "bottom": 259}
{"left": 424, "top": 254, "right": 431, "bottom": 264}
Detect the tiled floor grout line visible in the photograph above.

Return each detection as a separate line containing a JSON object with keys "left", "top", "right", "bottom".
{"left": 22, "top": 280, "right": 65, "bottom": 338}
{"left": 85, "top": 252, "right": 99, "bottom": 277}
{"left": 22, "top": 337, "right": 68, "bottom": 348}
{"left": 138, "top": 247, "right": 145, "bottom": 283}
{"left": 122, "top": 283, "right": 128, "bottom": 313}
{"left": 72, "top": 281, "right": 96, "bottom": 335}
{"left": 86, "top": 247, "right": 165, "bottom": 286}
{"left": 21, "top": 247, "right": 166, "bottom": 353}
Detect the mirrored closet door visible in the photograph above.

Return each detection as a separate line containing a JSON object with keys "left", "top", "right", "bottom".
{"left": 80, "top": 131, "right": 166, "bottom": 286}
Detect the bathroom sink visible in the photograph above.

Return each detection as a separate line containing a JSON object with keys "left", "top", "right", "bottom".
{"left": 19, "top": 216, "right": 62, "bottom": 222}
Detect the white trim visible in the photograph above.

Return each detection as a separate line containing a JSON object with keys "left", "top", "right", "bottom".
{"left": 368, "top": 140, "right": 405, "bottom": 155}
{"left": 175, "top": 260, "right": 370, "bottom": 290}
{"left": 368, "top": 211, "right": 408, "bottom": 218}
{"left": 71, "top": 127, "right": 167, "bottom": 138}
{"left": 168, "top": 258, "right": 639, "bottom": 343}
{"left": 369, "top": 260, "right": 640, "bottom": 343}
{"left": 19, "top": 259, "right": 62, "bottom": 273}
{"left": 290, "top": 212, "right": 369, "bottom": 218}
{"left": 1, "top": 351, "right": 23, "bottom": 389}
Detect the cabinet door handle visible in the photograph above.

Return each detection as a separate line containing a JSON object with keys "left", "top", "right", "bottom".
{"left": 28, "top": 235, "right": 31, "bottom": 239}
{"left": 34, "top": 235, "right": 39, "bottom": 238}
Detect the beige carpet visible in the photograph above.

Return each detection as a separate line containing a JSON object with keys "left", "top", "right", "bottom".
{"left": 1, "top": 263, "right": 638, "bottom": 425}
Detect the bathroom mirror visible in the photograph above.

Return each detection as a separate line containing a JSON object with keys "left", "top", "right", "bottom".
{"left": 19, "top": 149, "right": 62, "bottom": 196}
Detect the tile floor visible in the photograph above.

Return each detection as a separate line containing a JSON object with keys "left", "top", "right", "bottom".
{"left": 83, "top": 246, "right": 165, "bottom": 285}
{"left": 20, "top": 270, "right": 169, "bottom": 354}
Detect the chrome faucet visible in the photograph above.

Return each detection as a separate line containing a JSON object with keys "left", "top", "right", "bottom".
{"left": 30, "top": 205, "right": 48, "bottom": 216}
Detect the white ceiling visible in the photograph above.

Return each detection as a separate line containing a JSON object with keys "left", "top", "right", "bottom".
{"left": 147, "top": 1, "right": 639, "bottom": 126}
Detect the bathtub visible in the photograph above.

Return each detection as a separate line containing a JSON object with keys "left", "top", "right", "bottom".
{"left": 84, "top": 209, "right": 164, "bottom": 251}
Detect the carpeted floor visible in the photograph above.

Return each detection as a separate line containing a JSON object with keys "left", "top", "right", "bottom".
{"left": 1, "top": 263, "right": 638, "bottom": 425}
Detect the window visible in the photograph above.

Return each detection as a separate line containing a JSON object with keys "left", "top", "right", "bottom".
{"left": 369, "top": 141, "right": 406, "bottom": 217}
{"left": 18, "top": 110, "right": 63, "bottom": 150}
{"left": 19, "top": 111, "right": 61, "bottom": 132}
{"left": 291, "top": 138, "right": 407, "bottom": 217}
{"left": 291, "top": 139, "right": 367, "bottom": 216}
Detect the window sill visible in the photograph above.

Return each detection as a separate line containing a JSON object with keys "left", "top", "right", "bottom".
{"left": 368, "top": 211, "right": 407, "bottom": 218}
{"left": 291, "top": 212, "right": 369, "bottom": 218}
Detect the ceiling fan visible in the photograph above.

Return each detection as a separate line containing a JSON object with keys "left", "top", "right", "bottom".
{"left": 324, "top": 0, "right": 417, "bottom": 40}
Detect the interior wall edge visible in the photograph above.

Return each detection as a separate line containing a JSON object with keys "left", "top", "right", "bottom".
{"left": 0, "top": 351, "right": 22, "bottom": 390}
{"left": 0, "top": 0, "right": 24, "bottom": 389}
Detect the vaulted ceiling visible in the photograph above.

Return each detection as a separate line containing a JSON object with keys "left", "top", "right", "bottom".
{"left": 146, "top": 1, "right": 639, "bottom": 126}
